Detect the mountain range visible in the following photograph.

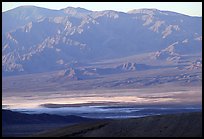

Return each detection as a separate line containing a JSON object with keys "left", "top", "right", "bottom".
{"left": 2, "top": 6, "right": 202, "bottom": 77}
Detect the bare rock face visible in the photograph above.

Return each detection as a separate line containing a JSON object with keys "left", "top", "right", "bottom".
{"left": 185, "top": 59, "right": 202, "bottom": 70}
{"left": 2, "top": 6, "right": 202, "bottom": 76}
{"left": 58, "top": 68, "right": 79, "bottom": 80}
{"left": 154, "top": 38, "right": 201, "bottom": 63}
{"left": 121, "top": 62, "right": 136, "bottom": 71}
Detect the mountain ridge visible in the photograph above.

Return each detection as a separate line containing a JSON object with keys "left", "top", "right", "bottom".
{"left": 2, "top": 6, "right": 202, "bottom": 76}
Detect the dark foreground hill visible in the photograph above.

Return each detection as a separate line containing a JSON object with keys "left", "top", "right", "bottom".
{"left": 2, "top": 109, "right": 97, "bottom": 137}
{"left": 33, "top": 112, "right": 202, "bottom": 137}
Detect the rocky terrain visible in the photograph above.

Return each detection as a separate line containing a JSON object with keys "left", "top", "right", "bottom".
{"left": 2, "top": 6, "right": 202, "bottom": 76}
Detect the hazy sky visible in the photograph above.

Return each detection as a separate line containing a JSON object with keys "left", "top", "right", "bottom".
{"left": 2, "top": 2, "right": 202, "bottom": 17}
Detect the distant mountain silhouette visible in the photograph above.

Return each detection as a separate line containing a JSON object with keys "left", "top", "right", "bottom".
{"left": 2, "top": 109, "right": 95, "bottom": 125}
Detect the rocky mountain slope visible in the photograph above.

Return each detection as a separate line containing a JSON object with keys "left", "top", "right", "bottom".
{"left": 2, "top": 6, "right": 202, "bottom": 76}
